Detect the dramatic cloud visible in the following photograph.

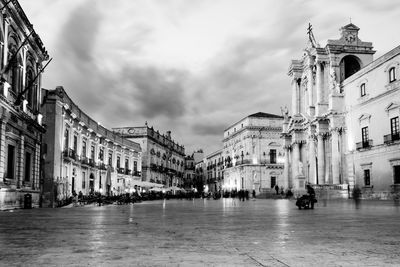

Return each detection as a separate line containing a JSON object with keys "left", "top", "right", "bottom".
{"left": 19, "top": 0, "right": 400, "bottom": 155}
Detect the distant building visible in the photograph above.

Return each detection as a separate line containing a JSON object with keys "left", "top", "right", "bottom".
{"left": 183, "top": 150, "right": 203, "bottom": 190}
{"left": 113, "top": 126, "right": 185, "bottom": 187}
{"left": 41, "top": 87, "right": 142, "bottom": 207}
{"left": 0, "top": 0, "right": 49, "bottom": 210}
{"left": 204, "top": 149, "right": 223, "bottom": 193}
{"left": 283, "top": 23, "right": 400, "bottom": 199}
{"left": 223, "top": 112, "right": 284, "bottom": 195}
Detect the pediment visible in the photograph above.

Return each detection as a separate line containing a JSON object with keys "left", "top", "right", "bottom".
{"left": 385, "top": 102, "right": 400, "bottom": 112}
{"left": 358, "top": 113, "right": 371, "bottom": 123}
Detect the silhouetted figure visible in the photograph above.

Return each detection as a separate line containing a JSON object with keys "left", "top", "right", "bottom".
{"left": 306, "top": 184, "right": 316, "bottom": 209}
{"left": 352, "top": 186, "right": 361, "bottom": 209}
{"left": 285, "top": 189, "right": 293, "bottom": 199}
{"left": 274, "top": 185, "right": 279, "bottom": 195}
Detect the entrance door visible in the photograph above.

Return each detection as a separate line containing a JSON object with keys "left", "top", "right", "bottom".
{"left": 394, "top": 166, "right": 400, "bottom": 184}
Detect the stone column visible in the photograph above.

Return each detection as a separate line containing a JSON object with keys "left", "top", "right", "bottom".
{"left": 291, "top": 78, "right": 299, "bottom": 115}
{"left": 292, "top": 142, "right": 300, "bottom": 179}
{"left": 316, "top": 62, "right": 323, "bottom": 101}
{"left": 308, "top": 135, "right": 317, "bottom": 184}
{"left": 331, "top": 128, "right": 340, "bottom": 184}
{"left": 307, "top": 66, "right": 314, "bottom": 110}
{"left": 0, "top": 121, "right": 5, "bottom": 179}
{"left": 317, "top": 133, "right": 325, "bottom": 185}
{"left": 17, "top": 135, "right": 25, "bottom": 188}
{"left": 283, "top": 146, "right": 290, "bottom": 189}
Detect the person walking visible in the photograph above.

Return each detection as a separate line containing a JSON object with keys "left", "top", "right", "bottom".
{"left": 274, "top": 184, "right": 279, "bottom": 195}
{"left": 306, "top": 184, "right": 316, "bottom": 209}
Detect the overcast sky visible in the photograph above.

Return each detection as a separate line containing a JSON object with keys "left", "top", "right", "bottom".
{"left": 19, "top": 0, "right": 400, "bottom": 155}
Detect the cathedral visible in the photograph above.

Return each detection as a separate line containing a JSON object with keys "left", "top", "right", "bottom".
{"left": 282, "top": 23, "right": 400, "bottom": 199}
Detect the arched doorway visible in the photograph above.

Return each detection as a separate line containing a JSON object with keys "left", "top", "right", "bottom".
{"left": 339, "top": 55, "right": 361, "bottom": 82}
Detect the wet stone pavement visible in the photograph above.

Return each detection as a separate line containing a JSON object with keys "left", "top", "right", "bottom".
{"left": 1, "top": 198, "right": 400, "bottom": 267}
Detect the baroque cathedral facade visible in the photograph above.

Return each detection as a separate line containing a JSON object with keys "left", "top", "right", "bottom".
{"left": 283, "top": 23, "right": 400, "bottom": 198}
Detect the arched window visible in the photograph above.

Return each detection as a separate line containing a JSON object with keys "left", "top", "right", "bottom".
{"left": 360, "top": 83, "right": 366, "bottom": 97}
{"left": 389, "top": 67, "right": 396, "bottom": 83}
{"left": 339, "top": 55, "right": 361, "bottom": 82}
{"left": 7, "top": 35, "right": 22, "bottom": 94}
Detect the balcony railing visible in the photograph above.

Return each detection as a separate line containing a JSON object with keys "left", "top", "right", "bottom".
{"left": 125, "top": 169, "right": 131, "bottom": 175}
{"left": 99, "top": 163, "right": 107, "bottom": 170}
{"left": 117, "top": 167, "right": 125, "bottom": 174}
{"left": 356, "top": 140, "right": 373, "bottom": 150}
{"left": 63, "top": 149, "right": 77, "bottom": 161}
{"left": 133, "top": 171, "right": 141, "bottom": 177}
{"left": 384, "top": 133, "right": 400, "bottom": 144}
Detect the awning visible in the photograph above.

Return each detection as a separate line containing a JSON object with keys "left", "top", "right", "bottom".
{"left": 131, "top": 180, "right": 164, "bottom": 188}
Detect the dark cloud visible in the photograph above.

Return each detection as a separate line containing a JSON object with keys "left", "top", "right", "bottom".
{"left": 191, "top": 122, "right": 226, "bottom": 136}
{"left": 118, "top": 66, "right": 188, "bottom": 119}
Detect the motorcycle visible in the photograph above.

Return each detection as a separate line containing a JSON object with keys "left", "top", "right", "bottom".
{"left": 296, "top": 194, "right": 317, "bottom": 209}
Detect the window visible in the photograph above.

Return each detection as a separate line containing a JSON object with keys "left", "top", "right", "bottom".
{"left": 90, "top": 145, "right": 95, "bottom": 160}
{"left": 82, "top": 140, "right": 87, "bottom": 157}
{"left": 108, "top": 153, "right": 113, "bottom": 166}
{"left": 82, "top": 172, "right": 86, "bottom": 188}
{"left": 360, "top": 83, "right": 366, "bottom": 97}
{"left": 389, "top": 67, "right": 396, "bottom": 83}
{"left": 391, "top": 117, "right": 399, "bottom": 141}
{"left": 270, "top": 176, "right": 276, "bottom": 188}
{"left": 6, "top": 145, "right": 15, "bottom": 179}
{"left": 24, "top": 152, "right": 31, "bottom": 182}
{"left": 73, "top": 135, "right": 78, "bottom": 152}
{"left": 99, "top": 174, "right": 102, "bottom": 189}
{"left": 25, "top": 69, "right": 34, "bottom": 107}
{"left": 394, "top": 166, "right": 400, "bottom": 184}
{"left": 361, "top": 126, "right": 369, "bottom": 147}
{"left": 64, "top": 128, "right": 69, "bottom": 151}
{"left": 117, "top": 156, "right": 121, "bottom": 168}
{"left": 270, "top": 149, "right": 277, "bottom": 164}
{"left": 125, "top": 158, "right": 129, "bottom": 169}
{"left": 134, "top": 161, "right": 138, "bottom": 172}
{"left": 364, "top": 169, "right": 370, "bottom": 186}
{"left": 99, "top": 148, "right": 104, "bottom": 161}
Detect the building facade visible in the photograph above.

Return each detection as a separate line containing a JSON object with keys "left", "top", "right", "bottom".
{"left": 204, "top": 149, "right": 223, "bottom": 193}
{"left": 223, "top": 112, "right": 284, "bottom": 195}
{"left": 41, "top": 87, "right": 142, "bottom": 207}
{"left": 0, "top": 0, "right": 49, "bottom": 210}
{"left": 283, "top": 23, "right": 400, "bottom": 198}
{"left": 343, "top": 45, "right": 400, "bottom": 199}
{"left": 183, "top": 150, "right": 203, "bottom": 190}
{"left": 113, "top": 126, "right": 185, "bottom": 187}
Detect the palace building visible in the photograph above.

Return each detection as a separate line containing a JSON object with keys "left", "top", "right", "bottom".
{"left": 113, "top": 126, "right": 185, "bottom": 188}
{"left": 41, "top": 87, "right": 142, "bottom": 207}
{"left": 283, "top": 23, "right": 400, "bottom": 198}
{"left": 223, "top": 112, "right": 284, "bottom": 195}
{"left": 0, "top": 0, "right": 49, "bottom": 210}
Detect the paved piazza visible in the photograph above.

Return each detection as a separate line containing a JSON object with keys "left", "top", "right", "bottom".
{"left": 1, "top": 199, "right": 400, "bottom": 266}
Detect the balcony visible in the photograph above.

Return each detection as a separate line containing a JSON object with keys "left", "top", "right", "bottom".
{"left": 88, "top": 158, "right": 96, "bottom": 167}
{"left": 117, "top": 167, "right": 125, "bottom": 174}
{"left": 356, "top": 140, "right": 373, "bottom": 150}
{"left": 81, "top": 156, "right": 89, "bottom": 165}
{"left": 125, "top": 169, "right": 131, "bottom": 175}
{"left": 63, "top": 149, "right": 77, "bottom": 161}
{"left": 384, "top": 133, "right": 400, "bottom": 144}
{"left": 99, "top": 163, "right": 107, "bottom": 170}
{"left": 133, "top": 171, "right": 141, "bottom": 177}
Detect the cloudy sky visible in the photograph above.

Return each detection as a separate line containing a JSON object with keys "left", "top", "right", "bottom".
{"left": 19, "top": 0, "right": 400, "bottom": 155}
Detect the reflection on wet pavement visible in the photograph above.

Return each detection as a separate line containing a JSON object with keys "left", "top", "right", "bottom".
{"left": 0, "top": 198, "right": 400, "bottom": 266}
